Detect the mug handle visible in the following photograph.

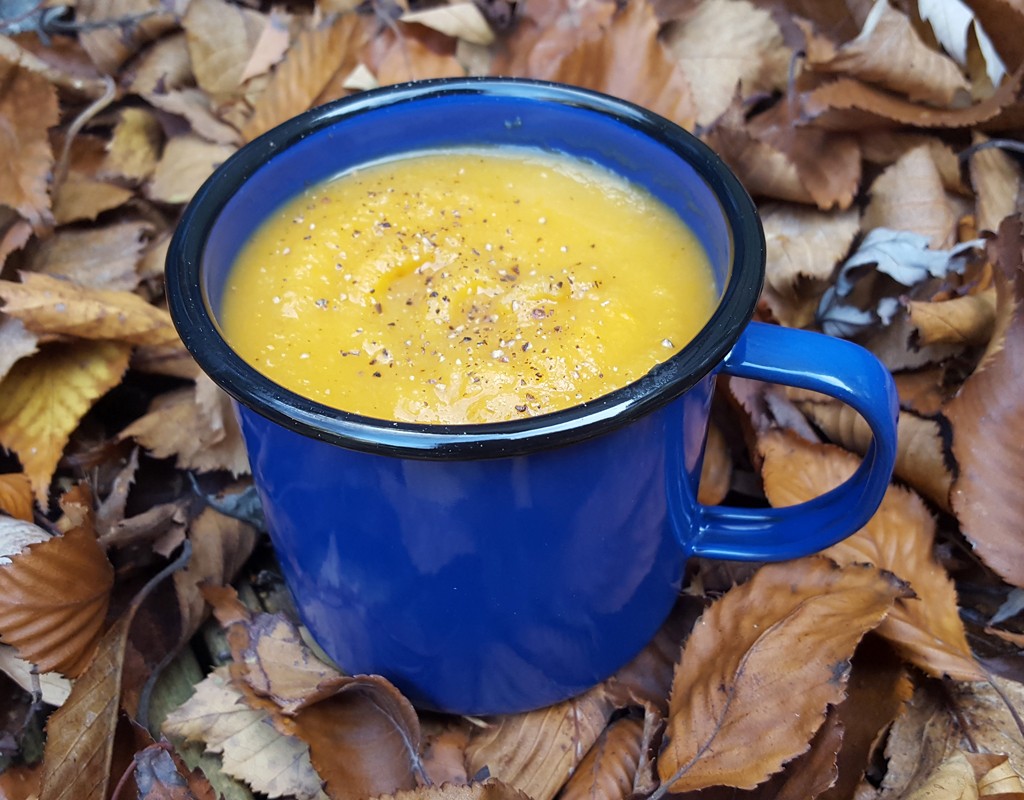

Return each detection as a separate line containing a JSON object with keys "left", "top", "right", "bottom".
{"left": 692, "top": 321, "right": 899, "bottom": 561}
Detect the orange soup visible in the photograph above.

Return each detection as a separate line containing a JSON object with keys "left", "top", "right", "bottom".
{"left": 220, "top": 148, "right": 717, "bottom": 424}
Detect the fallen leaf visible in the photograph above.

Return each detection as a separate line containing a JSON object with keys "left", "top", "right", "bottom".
{"left": 906, "top": 287, "right": 998, "bottom": 347}
{"left": 860, "top": 132, "right": 967, "bottom": 193}
{"left": 758, "top": 429, "right": 985, "bottom": 680}
{"left": 23, "top": 222, "right": 150, "bottom": 291}
{"left": 0, "top": 314, "right": 39, "bottom": 384}
{"left": 760, "top": 203, "right": 860, "bottom": 327}
{"left": 119, "top": 375, "right": 250, "bottom": 477}
{"left": 794, "top": 398, "right": 954, "bottom": 510}
{"left": 900, "top": 751, "right": 977, "bottom": 800}
{"left": 384, "top": 779, "right": 534, "bottom": 800}
{"left": 75, "top": 0, "right": 179, "bottom": 74}
{"left": 101, "top": 106, "right": 163, "bottom": 184}
{"left": 0, "top": 58, "right": 59, "bottom": 228}
{"left": 239, "top": 9, "right": 292, "bottom": 83}
{"left": 559, "top": 716, "right": 643, "bottom": 800}
{"left": 466, "top": 686, "right": 615, "bottom": 800}
{"left": 863, "top": 145, "right": 958, "bottom": 248}
{"left": 93, "top": 447, "right": 138, "bottom": 537}
{"left": 0, "top": 34, "right": 108, "bottom": 99}
{"left": 147, "top": 135, "right": 237, "bottom": 205}
{"left": 162, "top": 667, "right": 329, "bottom": 800}
{"left": 970, "top": 137, "right": 1024, "bottom": 235}
{"left": 545, "top": 0, "right": 696, "bottom": 131}
{"left": 945, "top": 216, "right": 1024, "bottom": 588}
{"left": 401, "top": 3, "right": 496, "bottom": 45}
{"left": 0, "top": 272, "right": 179, "bottom": 346}
{"left": 878, "top": 683, "right": 959, "bottom": 798}
{"left": 242, "top": 14, "right": 372, "bottom": 142}
{"left": 372, "top": 27, "right": 465, "bottom": 87}
{"left": 663, "top": 0, "right": 790, "bottom": 127}
{"left": 0, "top": 471, "right": 33, "bottom": 521}
{"left": 947, "top": 673, "right": 1024, "bottom": 776}
{"left": 0, "top": 644, "right": 72, "bottom": 706}
{"left": 51, "top": 174, "right": 134, "bottom": 226}
{"left": 0, "top": 207, "right": 33, "bottom": 269}
{"left": 421, "top": 719, "right": 471, "bottom": 786}
{"left": 919, "top": 0, "right": 1007, "bottom": 86}
{"left": 0, "top": 501, "right": 113, "bottom": 677}
{"left": 697, "top": 422, "right": 731, "bottom": 506}
{"left": 182, "top": 0, "right": 267, "bottom": 100}
{"left": 135, "top": 746, "right": 201, "bottom": 800}
{"left": 658, "top": 557, "right": 905, "bottom": 793}
{"left": 804, "top": 0, "right": 970, "bottom": 106}
{"left": 0, "top": 515, "right": 48, "bottom": 561}
{"left": 0, "top": 340, "right": 132, "bottom": 503}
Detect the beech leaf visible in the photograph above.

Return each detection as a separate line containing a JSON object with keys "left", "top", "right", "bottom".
{"left": 758, "top": 429, "right": 985, "bottom": 680}
{"left": 657, "top": 557, "right": 905, "bottom": 793}
{"left": 24, "top": 222, "right": 150, "bottom": 291}
{"left": 182, "top": 0, "right": 268, "bottom": 98}
{"left": 466, "top": 686, "right": 615, "bottom": 800}
{"left": 148, "top": 135, "right": 237, "bottom": 205}
{"left": 0, "top": 272, "right": 180, "bottom": 346}
{"left": 0, "top": 472, "right": 33, "bottom": 521}
{"left": 162, "top": 667, "right": 329, "bottom": 800}
{"left": 383, "top": 779, "right": 535, "bottom": 800}
{"left": 0, "top": 58, "right": 59, "bottom": 228}
{"left": 0, "top": 315, "right": 38, "bottom": 383}
{"left": 0, "top": 340, "right": 132, "bottom": 503}
{"left": 946, "top": 216, "right": 1024, "bottom": 587}
{"left": 101, "top": 107, "right": 163, "bottom": 184}
{"left": 969, "top": 137, "right": 1023, "bottom": 235}
{"left": 906, "top": 288, "right": 997, "bottom": 348}
{"left": 559, "top": 716, "right": 643, "bottom": 800}
{"left": 400, "top": 3, "right": 495, "bottom": 46}
{"left": 918, "top": 0, "right": 1006, "bottom": 85}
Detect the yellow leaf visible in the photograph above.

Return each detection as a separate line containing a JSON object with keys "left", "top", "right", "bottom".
{"left": 0, "top": 272, "right": 179, "bottom": 346}
{"left": 0, "top": 341, "right": 132, "bottom": 503}
{"left": 658, "top": 558, "right": 905, "bottom": 793}
{"left": 101, "top": 107, "right": 163, "bottom": 184}
{"left": 0, "top": 473, "right": 33, "bottom": 521}
{"left": 147, "top": 135, "right": 237, "bottom": 205}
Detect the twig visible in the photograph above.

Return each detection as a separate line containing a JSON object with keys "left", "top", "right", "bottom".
{"left": 52, "top": 74, "right": 117, "bottom": 190}
{"left": 958, "top": 138, "right": 1024, "bottom": 162}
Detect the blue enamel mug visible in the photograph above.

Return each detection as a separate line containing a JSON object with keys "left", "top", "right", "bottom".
{"left": 166, "top": 78, "right": 898, "bottom": 715}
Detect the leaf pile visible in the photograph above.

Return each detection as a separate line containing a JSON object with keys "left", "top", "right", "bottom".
{"left": 0, "top": 0, "right": 1023, "bottom": 798}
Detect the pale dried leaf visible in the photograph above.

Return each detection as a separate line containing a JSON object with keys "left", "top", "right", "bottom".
{"left": 658, "top": 557, "right": 904, "bottom": 792}
{"left": 24, "top": 222, "right": 150, "bottom": 291}
{"left": 0, "top": 59, "right": 58, "bottom": 227}
{"left": 421, "top": 720, "right": 471, "bottom": 786}
{"left": 759, "top": 430, "right": 984, "bottom": 680}
{"left": 0, "top": 210, "right": 32, "bottom": 269}
{"left": 93, "top": 448, "right": 138, "bottom": 537}
{"left": 119, "top": 374, "right": 249, "bottom": 476}
{"left": 863, "top": 145, "right": 957, "bottom": 248}
{"left": 919, "top": 0, "right": 1006, "bottom": 85}
{"left": 240, "top": 9, "right": 292, "bottom": 83}
{"left": 970, "top": 137, "right": 1024, "bottom": 235}
{"left": 974, "top": 754, "right": 1024, "bottom": 794}
{"left": 806, "top": 0, "right": 970, "bottom": 105}
{"left": 76, "top": 0, "right": 178, "bottom": 74}
{"left": 162, "top": 668, "right": 329, "bottom": 800}
{"left": 101, "top": 107, "right": 163, "bottom": 183}
{"left": 663, "top": 0, "right": 790, "bottom": 127}
{"left": 183, "top": 0, "right": 268, "bottom": 98}
{"left": 148, "top": 135, "right": 237, "bottom": 205}
{"left": 902, "top": 751, "right": 977, "bottom": 800}
{"left": 52, "top": 174, "right": 133, "bottom": 226}
{"left": 0, "top": 341, "right": 132, "bottom": 503}
{"left": 401, "top": 3, "right": 495, "bottom": 45}
{"left": 385, "top": 779, "right": 534, "bottom": 800}
{"left": 0, "top": 35, "right": 109, "bottom": 98}
{"left": 466, "top": 686, "right": 614, "bottom": 800}
{"left": 0, "top": 515, "right": 48, "bottom": 562}
{"left": 0, "top": 644, "right": 71, "bottom": 706}
{"left": 243, "top": 14, "right": 372, "bottom": 142}
{"left": 0, "top": 520, "right": 113, "bottom": 677}
{"left": 0, "top": 272, "right": 179, "bottom": 346}
{"left": 0, "top": 316, "right": 38, "bottom": 384}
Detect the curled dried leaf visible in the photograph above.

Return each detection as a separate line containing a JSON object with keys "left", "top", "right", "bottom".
{"left": 0, "top": 515, "right": 113, "bottom": 677}
{"left": 970, "top": 136, "right": 1024, "bottom": 234}
{"left": 0, "top": 473, "right": 33, "bottom": 522}
{"left": 658, "top": 557, "right": 905, "bottom": 793}
{"left": 559, "top": 716, "right": 643, "bottom": 800}
{"left": 758, "top": 430, "right": 984, "bottom": 680}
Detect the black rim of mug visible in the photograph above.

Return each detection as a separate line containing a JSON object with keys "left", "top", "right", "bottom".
{"left": 165, "top": 77, "right": 766, "bottom": 459}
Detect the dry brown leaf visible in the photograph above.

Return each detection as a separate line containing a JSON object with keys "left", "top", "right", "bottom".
{"left": 421, "top": 720, "right": 471, "bottom": 786}
{"left": 101, "top": 107, "right": 163, "bottom": 184}
{"left": 0, "top": 58, "right": 59, "bottom": 228}
{"left": 795, "top": 398, "right": 953, "bottom": 510}
{"left": 76, "top": 0, "right": 179, "bottom": 74}
{"left": 545, "top": 0, "right": 696, "bottom": 131}
{"left": 240, "top": 9, "right": 292, "bottom": 83}
{"left": 284, "top": 675, "right": 423, "bottom": 800}
{"left": 0, "top": 209, "right": 33, "bottom": 269}
{"left": 970, "top": 138, "right": 1024, "bottom": 235}
{"left": 162, "top": 667, "right": 329, "bottom": 800}
{"left": 974, "top": 754, "right": 1024, "bottom": 794}
{"left": 948, "top": 676, "right": 1024, "bottom": 777}
{"left": 134, "top": 745, "right": 204, "bottom": 800}
{"left": 0, "top": 272, "right": 179, "bottom": 346}
{"left": 243, "top": 14, "right": 372, "bottom": 142}
{"left": 697, "top": 422, "right": 731, "bottom": 506}
{"left": 0, "top": 315, "right": 39, "bottom": 384}
{"left": 862, "top": 145, "right": 958, "bottom": 248}
{"left": 0, "top": 34, "right": 108, "bottom": 99}
{"left": 401, "top": 3, "right": 495, "bottom": 45}
{"left": 93, "top": 447, "right": 138, "bottom": 538}
{"left": 148, "top": 135, "right": 237, "bottom": 205}
{"left": 946, "top": 216, "right": 1024, "bottom": 588}
{"left": 803, "top": 1, "right": 970, "bottom": 106}
{"left": 466, "top": 686, "right": 615, "bottom": 800}
{"left": 0, "top": 472, "right": 33, "bottom": 521}
{"left": 901, "top": 751, "right": 978, "bottom": 800}
{"left": 663, "top": 0, "right": 790, "bottom": 127}
{"left": 0, "top": 341, "right": 132, "bottom": 503}
{"left": 878, "top": 684, "right": 958, "bottom": 799}
{"left": 385, "top": 779, "right": 535, "bottom": 800}
{"left": 760, "top": 203, "right": 860, "bottom": 327}
{"left": 559, "top": 716, "right": 643, "bottom": 800}
{"left": 51, "top": 174, "right": 134, "bottom": 226}
{"left": 119, "top": 375, "right": 249, "bottom": 476}
{"left": 758, "top": 429, "right": 984, "bottom": 681}
{"left": 800, "top": 63, "right": 1024, "bottom": 130}
{"left": 0, "top": 510, "right": 113, "bottom": 677}
{"left": 182, "top": 0, "right": 268, "bottom": 99}
{"left": 658, "top": 557, "right": 905, "bottom": 793}
{"left": 372, "top": 27, "right": 466, "bottom": 87}
{"left": 24, "top": 222, "right": 150, "bottom": 291}
{"left": 906, "top": 288, "right": 998, "bottom": 347}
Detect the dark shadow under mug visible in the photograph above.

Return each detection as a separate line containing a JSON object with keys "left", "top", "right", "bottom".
{"left": 166, "top": 78, "right": 899, "bottom": 715}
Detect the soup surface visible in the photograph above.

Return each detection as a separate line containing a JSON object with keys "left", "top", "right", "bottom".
{"left": 221, "top": 148, "right": 717, "bottom": 424}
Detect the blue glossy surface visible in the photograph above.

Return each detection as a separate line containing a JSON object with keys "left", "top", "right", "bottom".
{"left": 166, "top": 79, "right": 899, "bottom": 715}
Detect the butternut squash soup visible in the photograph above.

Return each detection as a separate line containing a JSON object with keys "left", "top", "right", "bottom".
{"left": 220, "top": 148, "right": 717, "bottom": 424}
